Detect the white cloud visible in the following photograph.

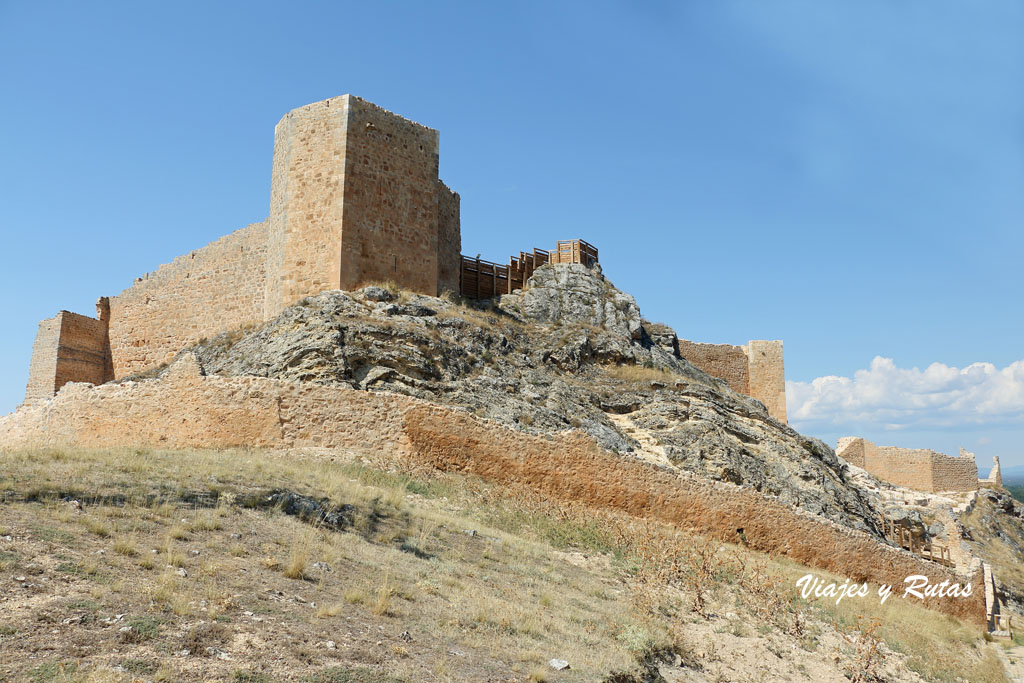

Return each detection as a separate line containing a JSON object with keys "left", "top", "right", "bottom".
{"left": 787, "top": 357, "right": 1024, "bottom": 430}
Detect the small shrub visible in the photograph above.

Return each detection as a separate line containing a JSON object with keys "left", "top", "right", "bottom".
{"left": 181, "top": 622, "right": 229, "bottom": 656}
{"left": 121, "top": 615, "right": 163, "bottom": 643}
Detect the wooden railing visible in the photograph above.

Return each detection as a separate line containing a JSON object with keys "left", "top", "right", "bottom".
{"left": 550, "top": 239, "right": 598, "bottom": 267}
{"left": 989, "top": 613, "right": 1014, "bottom": 638}
{"left": 459, "top": 256, "right": 510, "bottom": 300}
{"left": 459, "top": 239, "right": 597, "bottom": 300}
{"left": 879, "top": 515, "right": 953, "bottom": 566}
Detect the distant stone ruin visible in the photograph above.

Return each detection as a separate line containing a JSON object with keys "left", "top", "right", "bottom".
{"left": 21, "top": 94, "right": 787, "bottom": 421}
{"left": 836, "top": 437, "right": 1002, "bottom": 493}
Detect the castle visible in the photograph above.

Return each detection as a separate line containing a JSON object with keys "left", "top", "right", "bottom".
{"left": 22, "top": 94, "right": 787, "bottom": 422}
{"left": 836, "top": 437, "right": 1001, "bottom": 493}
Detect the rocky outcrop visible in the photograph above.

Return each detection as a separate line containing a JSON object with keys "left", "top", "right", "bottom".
{"left": 187, "top": 264, "right": 882, "bottom": 537}
{"left": 500, "top": 263, "right": 644, "bottom": 340}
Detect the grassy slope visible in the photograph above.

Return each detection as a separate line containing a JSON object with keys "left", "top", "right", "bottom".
{"left": 0, "top": 448, "right": 1007, "bottom": 682}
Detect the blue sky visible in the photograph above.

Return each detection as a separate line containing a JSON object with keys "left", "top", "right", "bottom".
{"left": 1, "top": 1, "right": 1021, "bottom": 468}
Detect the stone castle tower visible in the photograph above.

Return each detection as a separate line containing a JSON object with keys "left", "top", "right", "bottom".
{"left": 25, "top": 95, "right": 461, "bottom": 402}
{"left": 264, "top": 95, "right": 460, "bottom": 317}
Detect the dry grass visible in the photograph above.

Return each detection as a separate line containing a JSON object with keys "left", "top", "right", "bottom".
{"left": 0, "top": 445, "right": 1008, "bottom": 682}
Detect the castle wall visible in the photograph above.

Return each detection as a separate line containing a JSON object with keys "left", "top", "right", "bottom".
{"left": 929, "top": 450, "right": 979, "bottom": 492}
{"left": 0, "top": 357, "right": 985, "bottom": 627}
{"left": 676, "top": 338, "right": 787, "bottom": 422}
{"left": 873, "top": 447, "right": 937, "bottom": 491}
{"left": 337, "top": 97, "right": 441, "bottom": 295}
{"left": 677, "top": 340, "right": 750, "bottom": 395}
{"left": 835, "top": 436, "right": 869, "bottom": 468}
{"left": 745, "top": 340, "right": 786, "bottom": 423}
{"left": 106, "top": 221, "right": 268, "bottom": 378}
{"left": 437, "top": 181, "right": 461, "bottom": 295}
{"left": 24, "top": 311, "right": 108, "bottom": 403}
{"left": 836, "top": 437, "right": 979, "bottom": 493}
{"left": 264, "top": 97, "right": 349, "bottom": 317}
{"left": 24, "top": 316, "right": 62, "bottom": 403}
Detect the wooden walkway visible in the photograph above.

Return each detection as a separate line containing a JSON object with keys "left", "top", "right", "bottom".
{"left": 879, "top": 515, "right": 954, "bottom": 566}
{"left": 460, "top": 239, "right": 598, "bottom": 299}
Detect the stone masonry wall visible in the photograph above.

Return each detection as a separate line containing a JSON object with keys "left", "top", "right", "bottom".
{"left": 337, "top": 97, "right": 441, "bottom": 295}
{"left": 677, "top": 340, "right": 750, "bottom": 395}
{"left": 873, "top": 447, "right": 937, "bottom": 491}
{"left": 676, "top": 338, "right": 787, "bottom": 422}
{"left": 0, "top": 356, "right": 985, "bottom": 626}
{"left": 107, "top": 221, "right": 268, "bottom": 379}
{"left": 24, "top": 316, "right": 62, "bottom": 403}
{"left": 928, "top": 449, "right": 980, "bottom": 492}
{"left": 836, "top": 438, "right": 979, "bottom": 493}
{"left": 437, "top": 181, "right": 461, "bottom": 295}
{"left": 745, "top": 340, "right": 787, "bottom": 423}
{"left": 264, "top": 97, "right": 349, "bottom": 318}
{"left": 24, "top": 312, "right": 108, "bottom": 403}
{"left": 834, "top": 437, "right": 871, "bottom": 469}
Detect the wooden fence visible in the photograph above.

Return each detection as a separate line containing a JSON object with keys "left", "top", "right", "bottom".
{"left": 879, "top": 515, "right": 953, "bottom": 566}
{"left": 460, "top": 239, "right": 597, "bottom": 299}
{"left": 549, "top": 239, "right": 599, "bottom": 267}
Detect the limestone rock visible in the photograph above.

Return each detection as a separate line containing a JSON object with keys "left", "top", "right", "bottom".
{"left": 189, "top": 268, "right": 884, "bottom": 536}
{"left": 501, "top": 263, "right": 643, "bottom": 340}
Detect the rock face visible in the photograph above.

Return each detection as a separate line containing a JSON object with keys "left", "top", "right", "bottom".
{"left": 500, "top": 263, "right": 643, "bottom": 340}
{"left": 190, "top": 263, "right": 881, "bottom": 536}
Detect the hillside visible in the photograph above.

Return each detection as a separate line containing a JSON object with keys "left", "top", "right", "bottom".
{"left": 4, "top": 262, "right": 1024, "bottom": 680}
{"left": 185, "top": 264, "right": 879, "bottom": 538}
{"left": 0, "top": 447, "right": 1009, "bottom": 682}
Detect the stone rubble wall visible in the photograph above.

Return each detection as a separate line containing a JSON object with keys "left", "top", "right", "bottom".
{"left": 23, "top": 311, "right": 108, "bottom": 403}
{"left": 745, "top": 340, "right": 786, "bottom": 423}
{"left": 837, "top": 438, "right": 980, "bottom": 493}
{"left": 677, "top": 339, "right": 750, "bottom": 395}
{"left": 264, "top": 96, "right": 350, "bottom": 318}
{"left": 676, "top": 338, "right": 787, "bottom": 422}
{"left": 436, "top": 181, "right": 461, "bottom": 296}
{"left": 336, "top": 97, "right": 442, "bottom": 296}
{"left": 106, "top": 221, "right": 269, "bottom": 379}
{"left": 0, "top": 356, "right": 985, "bottom": 626}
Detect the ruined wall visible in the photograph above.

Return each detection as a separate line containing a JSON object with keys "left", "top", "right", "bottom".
{"left": 873, "top": 448, "right": 938, "bottom": 491}
{"left": 24, "top": 316, "right": 62, "bottom": 403}
{"left": 981, "top": 456, "right": 1002, "bottom": 488}
{"left": 928, "top": 449, "right": 979, "bottom": 492}
{"left": 837, "top": 438, "right": 979, "bottom": 493}
{"left": 677, "top": 340, "right": 749, "bottom": 394}
{"left": 23, "top": 311, "right": 108, "bottom": 403}
{"left": 107, "top": 221, "right": 268, "bottom": 379}
{"left": 0, "top": 357, "right": 985, "bottom": 626}
{"left": 835, "top": 436, "right": 869, "bottom": 468}
{"left": 437, "top": 181, "right": 461, "bottom": 295}
{"left": 676, "top": 338, "right": 787, "bottom": 422}
{"left": 745, "top": 340, "right": 786, "bottom": 423}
